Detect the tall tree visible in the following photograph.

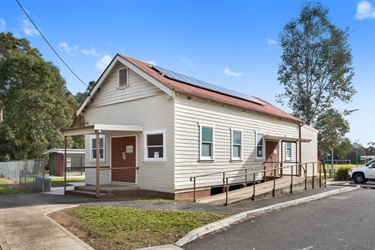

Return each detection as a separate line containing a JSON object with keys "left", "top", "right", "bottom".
{"left": 314, "top": 109, "right": 349, "bottom": 157}
{"left": 0, "top": 32, "right": 72, "bottom": 161}
{"left": 277, "top": 1, "right": 356, "bottom": 126}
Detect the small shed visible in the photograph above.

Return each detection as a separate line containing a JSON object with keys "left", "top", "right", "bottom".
{"left": 43, "top": 148, "right": 85, "bottom": 176}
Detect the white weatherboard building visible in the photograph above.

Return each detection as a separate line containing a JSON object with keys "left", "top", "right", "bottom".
{"left": 63, "top": 54, "right": 318, "bottom": 200}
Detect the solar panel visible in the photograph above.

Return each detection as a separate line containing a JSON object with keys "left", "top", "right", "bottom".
{"left": 151, "top": 65, "right": 263, "bottom": 105}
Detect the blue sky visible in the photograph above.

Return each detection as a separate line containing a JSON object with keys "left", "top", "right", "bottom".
{"left": 1, "top": 0, "right": 374, "bottom": 147}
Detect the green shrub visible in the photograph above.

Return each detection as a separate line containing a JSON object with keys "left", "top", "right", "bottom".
{"left": 335, "top": 167, "right": 352, "bottom": 181}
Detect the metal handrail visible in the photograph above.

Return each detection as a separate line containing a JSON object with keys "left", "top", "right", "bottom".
{"left": 190, "top": 161, "right": 324, "bottom": 205}
{"left": 189, "top": 163, "right": 279, "bottom": 202}
{"left": 223, "top": 163, "right": 304, "bottom": 205}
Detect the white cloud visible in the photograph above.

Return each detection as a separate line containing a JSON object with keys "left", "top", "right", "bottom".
{"left": 355, "top": 1, "right": 375, "bottom": 20}
{"left": 22, "top": 19, "right": 39, "bottom": 36}
{"left": 0, "top": 19, "right": 6, "bottom": 31}
{"left": 146, "top": 60, "right": 157, "bottom": 65}
{"left": 81, "top": 48, "right": 100, "bottom": 57}
{"left": 96, "top": 54, "right": 112, "bottom": 70}
{"left": 223, "top": 68, "right": 242, "bottom": 77}
{"left": 182, "top": 57, "right": 194, "bottom": 67}
{"left": 58, "top": 42, "right": 78, "bottom": 54}
{"left": 267, "top": 38, "right": 276, "bottom": 46}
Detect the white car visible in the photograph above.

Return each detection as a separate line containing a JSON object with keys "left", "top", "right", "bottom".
{"left": 348, "top": 160, "right": 375, "bottom": 183}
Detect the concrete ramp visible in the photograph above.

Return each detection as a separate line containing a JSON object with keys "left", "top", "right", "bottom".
{"left": 198, "top": 176, "right": 306, "bottom": 205}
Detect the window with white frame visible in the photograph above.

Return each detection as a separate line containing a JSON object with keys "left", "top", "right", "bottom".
{"left": 286, "top": 142, "right": 292, "bottom": 160}
{"left": 200, "top": 124, "right": 214, "bottom": 160}
{"left": 231, "top": 129, "right": 242, "bottom": 160}
{"left": 90, "top": 135, "right": 105, "bottom": 161}
{"left": 144, "top": 130, "right": 166, "bottom": 161}
{"left": 256, "top": 132, "right": 264, "bottom": 159}
{"left": 118, "top": 68, "right": 129, "bottom": 87}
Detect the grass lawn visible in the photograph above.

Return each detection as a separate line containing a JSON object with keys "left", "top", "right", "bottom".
{"left": 50, "top": 176, "right": 85, "bottom": 187}
{"left": 0, "top": 178, "right": 36, "bottom": 195}
{"left": 49, "top": 206, "right": 227, "bottom": 250}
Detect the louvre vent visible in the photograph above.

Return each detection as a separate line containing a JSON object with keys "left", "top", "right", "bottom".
{"left": 119, "top": 68, "right": 128, "bottom": 87}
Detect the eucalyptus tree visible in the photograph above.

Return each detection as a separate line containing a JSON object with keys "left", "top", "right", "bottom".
{"left": 277, "top": 1, "right": 356, "bottom": 126}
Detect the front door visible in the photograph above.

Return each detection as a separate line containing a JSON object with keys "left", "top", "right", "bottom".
{"left": 265, "top": 141, "right": 279, "bottom": 177}
{"left": 111, "top": 136, "right": 136, "bottom": 182}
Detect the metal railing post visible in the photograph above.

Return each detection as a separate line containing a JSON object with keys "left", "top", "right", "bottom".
{"left": 319, "top": 161, "right": 322, "bottom": 188}
{"left": 252, "top": 173, "right": 256, "bottom": 200}
{"left": 193, "top": 177, "right": 196, "bottom": 202}
{"left": 222, "top": 172, "right": 226, "bottom": 193}
{"left": 290, "top": 165, "right": 293, "bottom": 193}
{"left": 324, "top": 167, "right": 327, "bottom": 187}
{"left": 244, "top": 169, "right": 248, "bottom": 186}
{"left": 312, "top": 163, "right": 315, "bottom": 189}
{"left": 304, "top": 163, "right": 307, "bottom": 190}
{"left": 273, "top": 168, "right": 276, "bottom": 197}
{"left": 225, "top": 177, "right": 229, "bottom": 206}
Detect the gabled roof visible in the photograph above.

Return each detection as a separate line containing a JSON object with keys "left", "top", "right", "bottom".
{"left": 43, "top": 148, "right": 85, "bottom": 155}
{"left": 78, "top": 54, "right": 301, "bottom": 124}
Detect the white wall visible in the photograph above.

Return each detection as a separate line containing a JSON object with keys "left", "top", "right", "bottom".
{"left": 174, "top": 93, "right": 300, "bottom": 192}
{"left": 301, "top": 124, "right": 319, "bottom": 176}
{"left": 83, "top": 65, "right": 175, "bottom": 193}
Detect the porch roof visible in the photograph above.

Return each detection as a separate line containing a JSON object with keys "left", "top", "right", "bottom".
{"left": 62, "top": 124, "right": 143, "bottom": 136}
{"left": 265, "top": 134, "right": 311, "bottom": 143}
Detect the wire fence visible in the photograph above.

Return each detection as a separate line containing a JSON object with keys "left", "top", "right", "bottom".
{"left": 0, "top": 159, "right": 44, "bottom": 186}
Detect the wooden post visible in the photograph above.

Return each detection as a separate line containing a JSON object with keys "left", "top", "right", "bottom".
{"left": 96, "top": 131, "right": 100, "bottom": 198}
{"left": 64, "top": 136, "right": 67, "bottom": 195}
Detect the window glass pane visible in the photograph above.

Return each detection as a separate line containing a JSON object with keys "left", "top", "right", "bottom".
{"left": 257, "top": 146, "right": 263, "bottom": 158}
{"left": 99, "top": 138, "right": 104, "bottom": 148}
{"left": 92, "top": 149, "right": 96, "bottom": 159}
{"left": 257, "top": 134, "right": 263, "bottom": 146}
{"left": 233, "top": 145, "right": 241, "bottom": 158}
{"left": 202, "top": 143, "right": 212, "bottom": 157}
{"left": 147, "top": 134, "right": 163, "bottom": 146}
{"left": 202, "top": 127, "right": 213, "bottom": 142}
{"left": 92, "top": 138, "right": 96, "bottom": 149}
{"left": 148, "top": 147, "right": 163, "bottom": 158}
{"left": 233, "top": 130, "right": 241, "bottom": 145}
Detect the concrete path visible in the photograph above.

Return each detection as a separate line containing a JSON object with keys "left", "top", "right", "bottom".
{"left": 0, "top": 203, "right": 93, "bottom": 250}
{"left": 0, "top": 181, "right": 360, "bottom": 250}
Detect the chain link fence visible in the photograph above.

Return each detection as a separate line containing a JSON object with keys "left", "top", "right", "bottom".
{"left": 0, "top": 159, "right": 49, "bottom": 190}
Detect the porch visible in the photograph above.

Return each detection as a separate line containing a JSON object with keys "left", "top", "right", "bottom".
{"left": 62, "top": 124, "right": 143, "bottom": 198}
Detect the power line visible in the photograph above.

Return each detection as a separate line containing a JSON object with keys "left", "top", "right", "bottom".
{"left": 15, "top": 0, "right": 88, "bottom": 88}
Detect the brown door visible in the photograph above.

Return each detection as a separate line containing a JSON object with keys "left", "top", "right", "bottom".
{"left": 265, "top": 141, "right": 279, "bottom": 177}
{"left": 111, "top": 136, "right": 136, "bottom": 182}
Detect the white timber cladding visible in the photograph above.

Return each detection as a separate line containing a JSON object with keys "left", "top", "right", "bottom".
{"left": 85, "top": 134, "right": 111, "bottom": 185}
{"left": 301, "top": 124, "right": 319, "bottom": 176}
{"left": 174, "top": 94, "right": 300, "bottom": 191}
{"left": 84, "top": 93, "right": 175, "bottom": 193}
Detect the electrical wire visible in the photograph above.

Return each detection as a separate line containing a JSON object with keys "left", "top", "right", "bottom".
{"left": 15, "top": 0, "right": 88, "bottom": 88}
